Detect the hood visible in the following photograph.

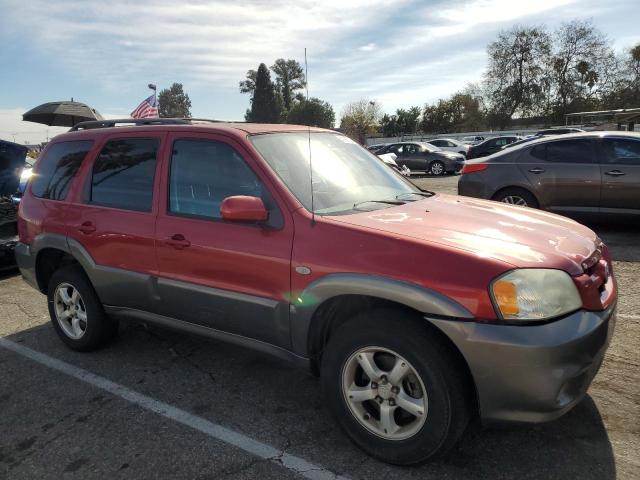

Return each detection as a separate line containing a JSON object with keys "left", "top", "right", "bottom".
{"left": 331, "top": 194, "right": 597, "bottom": 275}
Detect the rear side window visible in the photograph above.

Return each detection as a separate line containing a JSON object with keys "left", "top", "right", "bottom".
{"left": 545, "top": 139, "right": 594, "bottom": 163}
{"left": 600, "top": 138, "right": 640, "bottom": 165}
{"left": 90, "top": 138, "right": 158, "bottom": 212}
{"left": 168, "top": 139, "right": 265, "bottom": 220}
{"left": 31, "top": 141, "right": 93, "bottom": 200}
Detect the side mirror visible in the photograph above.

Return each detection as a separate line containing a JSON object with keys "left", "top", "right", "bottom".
{"left": 220, "top": 195, "right": 268, "bottom": 222}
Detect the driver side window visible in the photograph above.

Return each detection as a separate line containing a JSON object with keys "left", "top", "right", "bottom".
{"left": 169, "top": 139, "right": 265, "bottom": 220}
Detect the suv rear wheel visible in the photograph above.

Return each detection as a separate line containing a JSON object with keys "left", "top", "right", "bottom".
{"left": 321, "top": 309, "right": 470, "bottom": 465}
{"left": 47, "top": 265, "right": 118, "bottom": 351}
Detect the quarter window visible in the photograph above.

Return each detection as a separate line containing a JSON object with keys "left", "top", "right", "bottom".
{"left": 168, "top": 139, "right": 267, "bottom": 220}
{"left": 31, "top": 141, "right": 93, "bottom": 200}
{"left": 90, "top": 138, "right": 158, "bottom": 212}
{"left": 600, "top": 138, "right": 640, "bottom": 165}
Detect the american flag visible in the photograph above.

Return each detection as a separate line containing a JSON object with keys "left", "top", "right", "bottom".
{"left": 130, "top": 94, "right": 159, "bottom": 119}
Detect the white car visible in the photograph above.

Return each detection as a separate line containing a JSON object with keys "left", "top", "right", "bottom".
{"left": 461, "top": 135, "right": 485, "bottom": 145}
{"left": 428, "top": 138, "right": 470, "bottom": 156}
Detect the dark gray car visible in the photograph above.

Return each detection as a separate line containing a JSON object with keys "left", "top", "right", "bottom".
{"left": 458, "top": 132, "right": 640, "bottom": 215}
{"left": 377, "top": 142, "right": 465, "bottom": 175}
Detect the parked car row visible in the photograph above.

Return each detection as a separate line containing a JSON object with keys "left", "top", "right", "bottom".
{"left": 459, "top": 131, "right": 640, "bottom": 215}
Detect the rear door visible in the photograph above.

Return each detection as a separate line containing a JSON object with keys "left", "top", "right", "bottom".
{"left": 518, "top": 138, "right": 600, "bottom": 212}
{"left": 597, "top": 137, "right": 640, "bottom": 214}
{"left": 65, "top": 133, "right": 163, "bottom": 312}
{"left": 154, "top": 132, "right": 294, "bottom": 348}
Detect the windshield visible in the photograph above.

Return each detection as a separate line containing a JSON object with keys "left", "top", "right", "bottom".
{"left": 250, "top": 132, "right": 423, "bottom": 215}
{"left": 419, "top": 142, "right": 440, "bottom": 153}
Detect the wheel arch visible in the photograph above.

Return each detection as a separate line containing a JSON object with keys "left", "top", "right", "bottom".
{"left": 30, "top": 234, "right": 98, "bottom": 295}
{"left": 291, "top": 273, "right": 473, "bottom": 365}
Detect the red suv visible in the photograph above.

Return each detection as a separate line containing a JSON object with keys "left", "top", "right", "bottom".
{"left": 16, "top": 119, "right": 617, "bottom": 465}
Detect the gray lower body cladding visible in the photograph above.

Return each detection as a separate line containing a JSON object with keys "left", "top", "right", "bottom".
{"left": 15, "top": 238, "right": 615, "bottom": 425}
{"left": 429, "top": 305, "right": 616, "bottom": 423}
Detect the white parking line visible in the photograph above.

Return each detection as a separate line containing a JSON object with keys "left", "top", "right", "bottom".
{"left": 618, "top": 314, "right": 640, "bottom": 320}
{"left": 0, "top": 337, "right": 348, "bottom": 480}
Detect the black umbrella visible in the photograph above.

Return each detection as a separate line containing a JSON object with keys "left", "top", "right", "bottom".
{"left": 23, "top": 101, "right": 103, "bottom": 127}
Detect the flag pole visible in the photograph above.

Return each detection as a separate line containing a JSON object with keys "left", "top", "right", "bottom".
{"left": 148, "top": 83, "right": 157, "bottom": 117}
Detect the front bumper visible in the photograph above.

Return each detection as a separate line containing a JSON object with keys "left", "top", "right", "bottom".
{"left": 429, "top": 305, "right": 616, "bottom": 423}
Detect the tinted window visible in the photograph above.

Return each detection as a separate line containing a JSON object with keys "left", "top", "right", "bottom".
{"left": 530, "top": 144, "right": 546, "bottom": 160}
{"left": 430, "top": 140, "right": 444, "bottom": 147}
{"left": 545, "top": 139, "right": 594, "bottom": 163}
{"left": 90, "top": 138, "right": 158, "bottom": 212}
{"left": 169, "top": 140, "right": 265, "bottom": 220}
{"left": 31, "top": 141, "right": 93, "bottom": 200}
{"left": 600, "top": 138, "right": 640, "bottom": 165}
{"left": 404, "top": 144, "right": 420, "bottom": 155}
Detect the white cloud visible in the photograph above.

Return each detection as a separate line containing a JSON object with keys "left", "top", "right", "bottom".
{"left": 1, "top": 0, "right": 637, "bottom": 134}
{"left": 359, "top": 43, "right": 377, "bottom": 52}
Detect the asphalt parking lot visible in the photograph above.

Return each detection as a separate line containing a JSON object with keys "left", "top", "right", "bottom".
{"left": 1, "top": 175, "right": 639, "bottom": 479}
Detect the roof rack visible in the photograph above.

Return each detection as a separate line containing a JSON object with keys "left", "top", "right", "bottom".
{"left": 70, "top": 117, "right": 232, "bottom": 131}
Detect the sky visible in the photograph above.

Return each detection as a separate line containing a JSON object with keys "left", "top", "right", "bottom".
{"left": 1, "top": 0, "right": 639, "bottom": 144}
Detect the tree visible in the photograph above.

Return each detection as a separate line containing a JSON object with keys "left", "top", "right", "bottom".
{"left": 245, "top": 63, "right": 281, "bottom": 123}
{"left": 271, "top": 59, "right": 306, "bottom": 112}
{"left": 286, "top": 97, "right": 335, "bottom": 128}
{"left": 239, "top": 69, "right": 257, "bottom": 96}
{"left": 603, "top": 43, "right": 640, "bottom": 109}
{"left": 340, "top": 100, "right": 381, "bottom": 144}
{"left": 158, "top": 83, "right": 192, "bottom": 118}
{"left": 548, "top": 20, "right": 615, "bottom": 120}
{"left": 421, "top": 90, "right": 485, "bottom": 133}
{"left": 484, "top": 25, "right": 551, "bottom": 127}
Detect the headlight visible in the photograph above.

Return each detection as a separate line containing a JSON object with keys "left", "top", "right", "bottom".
{"left": 490, "top": 269, "right": 582, "bottom": 321}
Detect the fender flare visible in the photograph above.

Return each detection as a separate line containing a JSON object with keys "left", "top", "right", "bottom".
{"left": 290, "top": 273, "right": 473, "bottom": 356}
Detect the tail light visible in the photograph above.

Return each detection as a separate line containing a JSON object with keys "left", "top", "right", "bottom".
{"left": 461, "top": 163, "right": 488, "bottom": 174}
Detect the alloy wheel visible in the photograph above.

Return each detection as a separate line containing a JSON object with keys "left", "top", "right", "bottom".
{"left": 341, "top": 346, "right": 428, "bottom": 441}
{"left": 53, "top": 282, "right": 88, "bottom": 339}
{"left": 501, "top": 195, "right": 528, "bottom": 206}
{"left": 429, "top": 162, "right": 444, "bottom": 176}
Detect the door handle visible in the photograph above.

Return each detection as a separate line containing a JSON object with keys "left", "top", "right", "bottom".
{"left": 528, "top": 168, "right": 545, "bottom": 174}
{"left": 165, "top": 234, "right": 191, "bottom": 249}
{"left": 77, "top": 221, "right": 96, "bottom": 234}
{"left": 604, "top": 170, "right": 625, "bottom": 176}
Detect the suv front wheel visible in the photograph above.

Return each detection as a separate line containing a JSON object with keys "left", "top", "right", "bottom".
{"left": 321, "top": 309, "right": 471, "bottom": 465}
{"left": 47, "top": 264, "right": 118, "bottom": 351}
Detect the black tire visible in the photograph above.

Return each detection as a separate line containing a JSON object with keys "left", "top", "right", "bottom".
{"left": 428, "top": 160, "right": 445, "bottom": 176}
{"left": 492, "top": 187, "right": 539, "bottom": 208}
{"left": 47, "top": 264, "right": 118, "bottom": 351}
{"left": 321, "top": 309, "right": 471, "bottom": 465}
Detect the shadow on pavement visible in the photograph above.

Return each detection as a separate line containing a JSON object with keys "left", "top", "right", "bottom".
{"left": 2, "top": 321, "right": 617, "bottom": 480}
{"left": 576, "top": 215, "right": 640, "bottom": 263}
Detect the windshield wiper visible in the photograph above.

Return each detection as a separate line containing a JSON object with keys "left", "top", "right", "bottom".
{"left": 395, "top": 191, "right": 435, "bottom": 201}
{"left": 353, "top": 199, "right": 406, "bottom": 210}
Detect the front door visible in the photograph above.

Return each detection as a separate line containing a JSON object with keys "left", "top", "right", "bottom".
{"left": 518, "top": 138, "right": 600, "bottom": 213}
{"left": 598, "top": 136, "right": 640, "bottom": 214}
{"left": 65, "top": 133, "right": 163, "bottom": 312}
{"left": 154, "top": 132, "right": 294, "bottom": 348}
{"left": 401, "top": 143, "right": 426, "bottom": 171}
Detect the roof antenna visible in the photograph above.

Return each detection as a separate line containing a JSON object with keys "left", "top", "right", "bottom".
{"left": 305, "top": 48, "right": 315, "bottom": 225}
